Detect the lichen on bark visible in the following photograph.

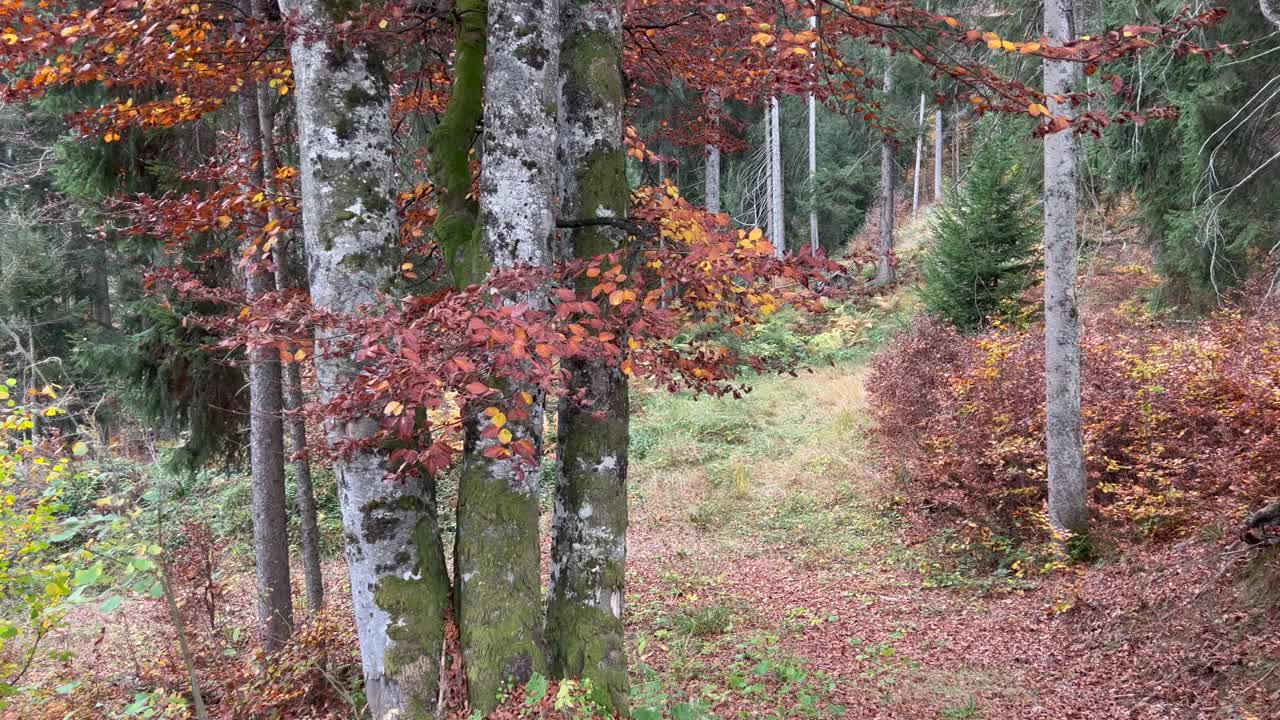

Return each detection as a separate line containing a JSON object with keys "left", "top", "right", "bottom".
{"left": 452, "top": 0, "right": 560, "bottom": 713}
{"left": 548, "top": 0, "right": 631, "bottom": 713}
{"left": 281, "top": 1, "right": 450, "bottom": 716}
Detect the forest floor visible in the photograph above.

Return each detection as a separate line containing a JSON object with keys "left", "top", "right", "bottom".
{"left": 622, "top": 355, "right": 1279, "bottom": 720}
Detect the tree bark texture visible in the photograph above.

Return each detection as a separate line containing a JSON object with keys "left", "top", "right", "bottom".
{"left": 454, "top": 1, "right": 559, "bottom": 712}
{"left": 549, "top": 0, "right": 630, "bottom": 712}
{"left": 256, "top": 52, "right": 325, "bottom": 612}
{"left": 705, "top": 90, "right": 721, "bottom": 215}
{"left": 239, "top": 74, "right": 293, "bottom": 654}
{"left": 282, "top": 1, "right": 450, "bottom": 715}
{"left": 1044, "top": 0, "right": 1089, "bottom": 535}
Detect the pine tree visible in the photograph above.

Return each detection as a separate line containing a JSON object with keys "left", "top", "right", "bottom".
{"left": 921, "top": 125, "right": 1039, "bottom": 333}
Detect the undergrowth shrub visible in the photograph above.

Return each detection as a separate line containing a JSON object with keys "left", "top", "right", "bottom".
{"left": 868, "top": 298, "right": 1280, "bottom": 545}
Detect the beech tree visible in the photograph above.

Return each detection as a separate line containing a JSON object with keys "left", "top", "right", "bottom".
{"left": 453, "top": 1, "right": 559, "bottom": 711}
{"left": 1043, "top": 0, "right": 1089, "bottom": 535}
{"left": 548, "top": 0, "right": 631, "bottom": 711}
{"left": 281, "top": 1, "right": 450, "bottom": 715}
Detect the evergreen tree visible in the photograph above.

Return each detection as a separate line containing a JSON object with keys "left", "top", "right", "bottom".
{"left": 921, "top": 125, "right": 1039, "bottom": 332}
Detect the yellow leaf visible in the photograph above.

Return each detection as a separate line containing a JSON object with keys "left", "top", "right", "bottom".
{"left": 491, "top": 411, "right": 507, "bottom": 429}
{"left": 378, "top": 19, "right": 388, "bottom": 28}
{"left": 498, "top": 428, "right": 513, "bottom": 444}
{"left": 217, "top": 215, "right": 232, "bottom": 228}
{"left": 384, "top": 400, "right": 404, "bottom": 416}
{"left": 750, "top": 32, "right": 775, "bottom": 47}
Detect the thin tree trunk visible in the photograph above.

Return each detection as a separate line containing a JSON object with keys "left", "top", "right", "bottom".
{"left": 256, "top": 65, "right": 324, "bottom": 612}
{"left": 953, "top": 107, "right": 961, "bottom": 182}
{"left": 548, "top": 0, "right": 629, "bottom": 713}
{"left": 875, "top": 61, "right": 896, "bottom": 286}
{"left": 769, "top": 96, "right": 785, "bottom": 257}
{"left": 159, "top": 559, "right": 208, "bottom": 720}
{"left": 1044, "top": 0, "right": 1089, "bottom": 535}
{"left": 282, "top": 2, "right": 450, "bottom": 715}
{"left": 239, "top": 71, "right": 293, "bottom": 653}
{"left": 912, "top": 93, "right": 925, "bottom": 216}
{"left": 705, "top": 90, "right": 721, "bottom": 215}
{"left": 454, "top": 2, "right": 558, "bottom": 712}
{"left": 933, "top": 109, "right": 944, "bottom": 200}
{"left": 807, "top": 12, "right": 819, "bottom": 253}
{"left": 705, "top": 144, "right": 721, "bottom": 214}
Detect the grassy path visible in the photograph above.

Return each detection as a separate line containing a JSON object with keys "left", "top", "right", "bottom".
{"left": 620, "top": 363, "right": 1271, "bottom": 719}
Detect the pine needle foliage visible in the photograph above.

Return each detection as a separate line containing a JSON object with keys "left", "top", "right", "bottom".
{"left": 921, "top": 127, "right": 1039, "bottom": 333}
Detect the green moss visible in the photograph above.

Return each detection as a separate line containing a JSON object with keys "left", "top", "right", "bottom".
{"left": 428, "top": 0, "right": 490, "bottom": 290}
{"left": 374, "top": 516, "right": 451, "bottom": 717}
{"left": 455, "top": 397, "right": 546, "bottom": 714}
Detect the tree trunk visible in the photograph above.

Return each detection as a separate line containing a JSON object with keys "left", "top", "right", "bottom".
{"left": 875, "top": 62, "right": 896, "bottom": 286}
{"left": 768, "top": 96, "right": 785, "bottom": 258}
{"left": 912, "top": 93, "right": 925, "bottom": 216}
{"left": 1044, "top": 0, "right": 1089, "bottom": 535}
{"left": 282, "top": 2, "right": 450, "bottom": 715}
{"left": 933, "top": 109, "right": 944, "bottom": 200}
{"left": 807, "top": 13, "right": 819, "bottom": 253}
{"left": 548, "top": 0, "right": 630, "bottom": 713}
{"left": 257, "top": 71, "right": 324, "bottom": 612}
{"left": 239, "top": 76, "right": 293, "bottom": 654}
{"left": 705, "top": 90, "right": 721, "bottom": 215}
{"left": 454, "top": 1, "right": 558, "bottom": 712}
{"left": 428, "top": 0, "right": 488, "bottom": 289}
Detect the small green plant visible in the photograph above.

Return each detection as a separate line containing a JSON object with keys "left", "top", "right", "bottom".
{"left": 921, "top": 120, "right": 1039, "bottom": 333}
{"left": 942, "top": 695, "right": 982, "bottom": 719}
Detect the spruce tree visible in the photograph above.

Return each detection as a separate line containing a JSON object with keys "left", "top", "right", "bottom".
{"left": 921, "top": 126, "right": 1039, "bottom": 332}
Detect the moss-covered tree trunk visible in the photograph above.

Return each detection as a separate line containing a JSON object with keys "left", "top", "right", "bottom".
{"left": 281, "top": 2, "right": 450, "bottom": 716}
{"left": 255, "top": 70, "right": 325, "bottom": 611}
{"left": 547, "top": 0, "right": 630, "bottom": 713}
{"left": 428, "top": 0, "right": 488, "bottom": 290}
{"left": 452, "top": 1, "right": 559, "bottom": 713}
{"left": 238, "top": 70, "right": 294, "bottom": 654}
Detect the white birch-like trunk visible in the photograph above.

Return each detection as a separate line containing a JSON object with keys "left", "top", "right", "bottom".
{"left": 807, "top": 12, "right": 819, "bottom": 252}
{"left": 769, "top": 96, "right": 785, "bottom": 257}
{"left": 282, "top": 3, "right": 449, "bottom": 716}
{"left": 705, "top": 89, "right": 721, "bottom": 214}
{"left": 1044, "top": 0, "right": 1089, "bottom": 535}
{"left": 705, "top": 144, "right": 721, "bottom": 214}
{"left": 875, "top": 61, "right": 896, "bottom": 286}
{"left": 912, "top": 93, "right": 925, "bottom": 216}
{"left": 934, "top": 109, "right": 944, "bottom": 200}
{"left": 455, "top": 1, "right": 559, "bottom": 712}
